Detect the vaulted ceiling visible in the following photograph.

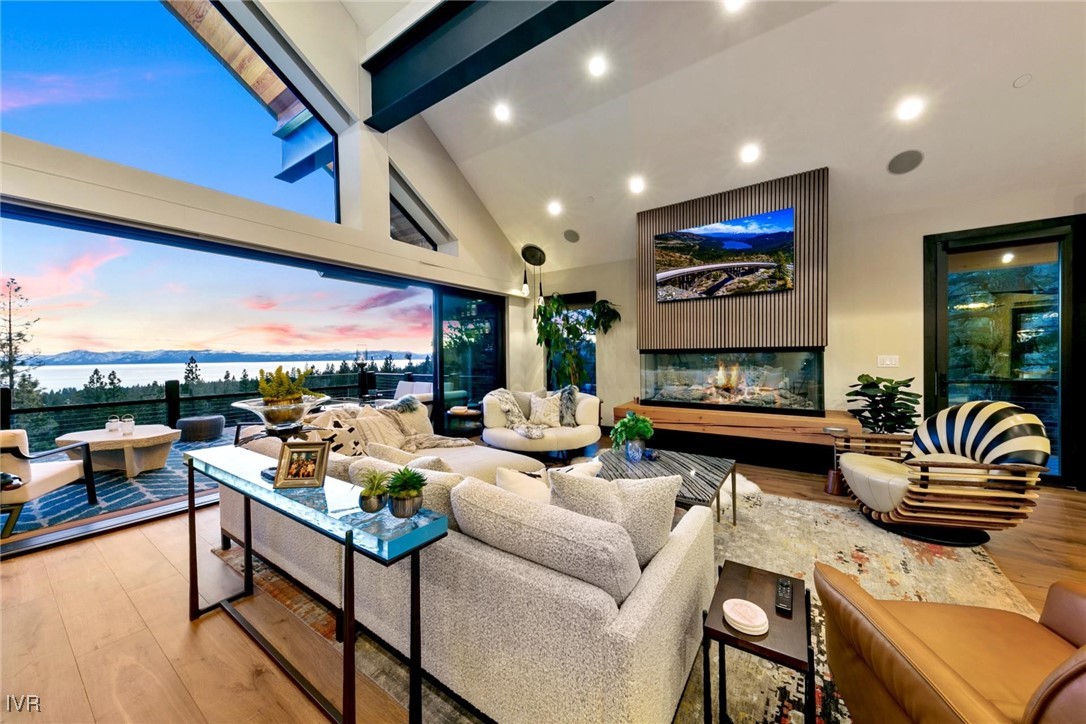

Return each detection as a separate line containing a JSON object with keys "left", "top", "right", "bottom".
{"left": 406, "top": 1, "right": 1085, "bottom": 271}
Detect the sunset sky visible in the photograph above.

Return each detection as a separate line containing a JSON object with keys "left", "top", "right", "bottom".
{"left": 1, "top": 217, "right": 434, "bottom": 356}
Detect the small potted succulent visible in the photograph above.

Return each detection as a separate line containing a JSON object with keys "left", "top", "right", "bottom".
{"left": 610, "top": 411, "right": 655, "bottom": 463}
{"left": 357, "top": 469, "right": 390, "bottom": 513}
{"left": 386, "top": 467, "right": 427, "bottom": 518}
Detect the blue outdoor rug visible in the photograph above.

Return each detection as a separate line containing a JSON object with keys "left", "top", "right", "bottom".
{"left": 6, "top": 433, "right": 233, "bottom": 535}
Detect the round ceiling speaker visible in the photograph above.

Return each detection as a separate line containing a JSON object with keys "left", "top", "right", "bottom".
{"left": 521, "top": 244, "right": 546, "bottom": 266}
{"left": 563, "top": 229, "right": 581, "bottom": 243}
{"left": 888, "top": 150, "right": 924, "bottom": 175}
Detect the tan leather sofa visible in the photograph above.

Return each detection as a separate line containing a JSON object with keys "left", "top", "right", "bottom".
{"left": 813, "top": 563, "right": 1086, "bottom": 723}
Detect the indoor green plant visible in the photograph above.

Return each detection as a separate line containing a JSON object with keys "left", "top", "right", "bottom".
{"left": 386, "top": 467, "right": 427, "bottom": 518}
{"left": 610, "top": 410, "right": 655, "bottom": 462}
{"left": 846, "top": 374, "right": 922, "bottom": 434}
{"left": 535, "top": 294, "right": 621, "bottom": 388}
{"left": 356, "top": 469, "right": 390, "bottom": 513}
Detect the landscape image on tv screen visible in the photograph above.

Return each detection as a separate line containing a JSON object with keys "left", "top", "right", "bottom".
{"left": 654, "top": 207, "right": 795, "bottom": 302}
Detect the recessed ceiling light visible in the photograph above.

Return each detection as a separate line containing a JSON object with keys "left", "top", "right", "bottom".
{"left": 493, "top": 102, "right": 511, "bottom": 122}
{"left": 588, "top": 54, "right": 608, "bottom": 78}
{"left": 739, "top": 143, "right": 761, "bottom": 163}
{"left": 895, "top": 96, "right": 926, "bottom": 122}
{"left": 547, "top": 200, "right": 563, "bottom": 216}
{"left": 1013, "top": 73, "right": 1033, "bottom": 89}
{"left": 722, "top": 0, "right": 748, "bottom": 13}
{"left": 1002, "top": 252, "right": 1016, "bottom": 264}
{"left": 628, "top": 175, "right": 646, "bottom": 194}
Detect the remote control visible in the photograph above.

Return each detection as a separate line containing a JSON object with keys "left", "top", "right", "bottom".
{"left": 775, "top": 577, "right": 793, "bottom": 614}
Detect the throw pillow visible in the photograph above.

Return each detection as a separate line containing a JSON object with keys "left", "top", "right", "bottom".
{"left": 549, "top": 471, "right": 682, "bottom": 567}
{"left": 511, "top": 389, "right": 547, "bottom": 420}
{"left": 354, "top": 416, "right": 407, "bottom": 450}
{"left": 494, "top": 460, "right": 603, "bottom": 505}
{"left": 409, "top": 456, "right": 454, "bottom": 473}
{"left": 309, "top": 410, "right": 369, "bottom": 456}
{"left": 450, "top": 478, "right": 641, "bottom": 604}
{"left": 529, "top": 394, "right": 561, "bottom": 427}
{"left": 558, "top": 385, "right": 579, "bottom": 427}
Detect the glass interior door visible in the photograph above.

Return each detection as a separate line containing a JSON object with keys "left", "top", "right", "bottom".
{"left": 438, "top": 292, "right": 503, "bottom": 433}
{"left": 944, "top": 242, "right": 1061, "bottom": 474}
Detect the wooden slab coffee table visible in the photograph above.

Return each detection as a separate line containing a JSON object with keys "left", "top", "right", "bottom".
{"left": 597, "top": 449, "right": 738, "bottom": 525}
{"left": 56, "top": 424, "right": 181, "bottom": 478}
{"left": 702, "top": 561, "right": 814, "bottom": 724}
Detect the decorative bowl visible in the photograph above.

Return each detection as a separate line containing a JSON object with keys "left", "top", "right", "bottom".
{"left": 389, "top": 495, "right": 423, "bottom": 518}
{"left": 232, "top": 395, "right": 330, "bottom": 432}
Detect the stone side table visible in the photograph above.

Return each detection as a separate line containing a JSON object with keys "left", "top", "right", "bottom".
{"left": 56, "top": 424, "right": 181, "bottom": 478}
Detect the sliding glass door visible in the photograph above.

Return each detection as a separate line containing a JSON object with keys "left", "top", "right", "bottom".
{"left": 435, "top": 289, "right": 504, "bottom": 434}
{"left": 925, "top": 216, "right": 1083, "bottom": 483}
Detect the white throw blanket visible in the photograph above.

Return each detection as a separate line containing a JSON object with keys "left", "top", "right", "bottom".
{"left": 490, "top": 388, "right": 547, "bottom": 439}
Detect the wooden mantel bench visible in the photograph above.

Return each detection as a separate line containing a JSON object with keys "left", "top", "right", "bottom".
{"left": 613, "top": 401, "right": 862, "bottom": 447}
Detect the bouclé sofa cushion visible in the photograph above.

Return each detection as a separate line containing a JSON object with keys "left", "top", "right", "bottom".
{"left": 494, "top": 460, "right": 603, "bottom": 504}
{"left": 450, "top": 478, "right": 641, "bottom": 604}
{"left": 365, "top": 442, "right": 453, "bottom": 472}
{"left": 549, "top": 472, "right": 682, "bottom": 567}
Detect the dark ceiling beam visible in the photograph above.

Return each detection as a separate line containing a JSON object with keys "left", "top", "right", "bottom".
{"left": 362, "top": 0, "right": 611, "bottom": 133}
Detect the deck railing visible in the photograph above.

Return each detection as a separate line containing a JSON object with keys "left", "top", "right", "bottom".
{"left": 2, "top": 371, "right": 433, "bottom": 451}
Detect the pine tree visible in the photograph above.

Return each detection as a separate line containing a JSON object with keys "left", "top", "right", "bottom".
{"left": 404, "top": 352, "right": 413, "bottom": 371}
{"left": 223, "top": 370, "right": 232, "bottom": 381}
{"left": 337, "top": 360, "right": 351, "bottom": 374}
{"left": 183, "top": 356, "right": 202, "bottom": 393}
{"left": 84, "top": 368, "right": 106, "bottom": 403}
{"left": 380, "top": 354, "right": 395, "bottom": 373}
{"left": 106, "top": 370, "right": 123, "bottom": 401}
{"left": 420, "top": 354, "right": 433, "bottom": 374}
{"left": 1, "top": 278, "right": 41, "bottom": 391}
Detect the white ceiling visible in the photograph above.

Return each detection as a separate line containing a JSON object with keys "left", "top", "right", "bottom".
{"left": 418, "top": 0, "right": 1086, "bottom": 271}
{"left": 340, "top": 1, "right": 412, "bottom": 37}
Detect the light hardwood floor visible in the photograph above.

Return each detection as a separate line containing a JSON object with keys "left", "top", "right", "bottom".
{"left": 2, "top": 468, "right": 1082, "bottom": 722}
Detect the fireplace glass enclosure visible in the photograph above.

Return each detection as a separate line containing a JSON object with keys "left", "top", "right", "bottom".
{"left": 640, "top": 349, "right": 824, "bottom": 414}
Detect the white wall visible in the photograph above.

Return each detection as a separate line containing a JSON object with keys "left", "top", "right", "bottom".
{"left": 520, "top": 182, "right": 1085, "bottom": 423}
{"left": 531, "top": 259, "right": 640, "bottom": 425}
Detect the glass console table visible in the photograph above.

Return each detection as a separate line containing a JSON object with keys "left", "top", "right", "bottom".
{"left": 185, "top": 446, "right": 448, "bottom": 724}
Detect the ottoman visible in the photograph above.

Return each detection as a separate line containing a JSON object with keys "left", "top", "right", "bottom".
{"left": 177, "top": 415, "right": 226, "bottom": 442}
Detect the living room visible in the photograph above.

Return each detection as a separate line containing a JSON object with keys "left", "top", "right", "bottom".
{"left": 1, "top": 1, "right": 1084, "bottom": 722}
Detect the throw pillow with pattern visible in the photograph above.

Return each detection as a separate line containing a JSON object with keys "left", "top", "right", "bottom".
{"left": 529, "top": 393, "right": 561, "bottom": 427}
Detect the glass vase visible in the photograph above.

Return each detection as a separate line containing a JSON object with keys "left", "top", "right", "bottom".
{"left": 625, "top": 439, "right": 645, "bottom": 463}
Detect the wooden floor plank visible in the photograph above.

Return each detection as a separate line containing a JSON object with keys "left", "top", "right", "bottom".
{"left": 0, "top": 552, "right": 54, "bottom": 610}
{"left": 127, "top": 572, "right": 211, "bottom": 625}
{"left": 51, "top": 566, "right": 147, "bottom": 659}
{"left": 144, "top": 608, "right": 328, "bottom": 724}
{"left": 1, "top": 596, "right": 94, "bottom": 723}
{"left": 77, "top": 628, "right": 207, "bottom": 723}
{"left": 95, "top": 525, "right": 181, "bottom": 592}
{"left": 234, "top": 593, "right": 407, "bottom": 723}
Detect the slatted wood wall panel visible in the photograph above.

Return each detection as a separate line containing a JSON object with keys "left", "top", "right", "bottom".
{"left": 637, "top": 167, "right": 828, "bottom": 350}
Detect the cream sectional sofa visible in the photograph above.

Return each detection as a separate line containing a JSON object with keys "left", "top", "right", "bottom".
{"left": 481, "top": 390, "right": 602, "bottom": 454}
{"left": 217, "top": 404, "right": 714, "bottom": 723}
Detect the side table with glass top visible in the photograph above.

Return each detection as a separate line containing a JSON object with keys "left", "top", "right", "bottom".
{"left": 185, "top": 446, "right": 447, "bottom": 724}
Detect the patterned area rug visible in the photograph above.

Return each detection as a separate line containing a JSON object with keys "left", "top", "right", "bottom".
{"left": 8, "top": 434, "right": 229, "bottom": 534}
{"left": 213, "top": 481, "right": 1035, "bottom": 724}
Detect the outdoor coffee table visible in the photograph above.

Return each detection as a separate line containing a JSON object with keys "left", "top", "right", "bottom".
{"left": 702, "top": 561, "right": 814, "bottom": 724}
{"left": 56, "top": 424, "right": 181, "bottom": 478}
{"left": 597, "top": 449, "right": 739, "bottom": 525}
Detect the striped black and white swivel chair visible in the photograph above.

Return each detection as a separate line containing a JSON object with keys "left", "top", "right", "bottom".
{"left": 838, "top": 401, "right": 1050, "bottom": 545}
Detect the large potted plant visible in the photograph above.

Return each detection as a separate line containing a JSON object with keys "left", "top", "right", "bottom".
{"left": 386, "top": 467, "right": 427, "bottom": 518}
{"left": 256, "top": 366, "right": 314, "bottom": 426}
{"left": 846, "top": 374, "right": 922, "bottom": 434}
{"left": 535, "top": 294, "right": 621, "bottom": 388}
{"left": 610, "top": 411, "right": 655, "bottom": 462}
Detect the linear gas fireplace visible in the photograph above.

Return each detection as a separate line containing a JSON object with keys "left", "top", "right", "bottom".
{"left": 640, "top": 349, "right": 824, "bottom": 415}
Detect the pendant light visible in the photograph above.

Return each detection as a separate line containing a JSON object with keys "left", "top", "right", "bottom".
{"left": 537, "top": 277, "right": 544, "bottom": 309}
{"left": 521, "top": 268, "right": 529, "bottom": 296}
{"left": 520, "top": 244, "right": 547, "bottom": 319}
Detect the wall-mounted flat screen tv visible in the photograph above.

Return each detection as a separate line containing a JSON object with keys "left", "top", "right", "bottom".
{"left": 654, "top": 207, "right": 795, "bottom": 302}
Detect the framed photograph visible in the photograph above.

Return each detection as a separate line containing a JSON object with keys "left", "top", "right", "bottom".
{"left": 274, "top": 441, "right": 329, "bottom": 489}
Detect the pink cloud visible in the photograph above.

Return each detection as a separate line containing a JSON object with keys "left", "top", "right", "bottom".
{"left": 339, "top": 288, "right": 422, "bottom": 313}
{"left": 1, "top": 72, "right": 122, "bottom": 112}
{"left": 243, "top": 295, "right": 279, "bottom": 311}
{"left": 19, "top": 240, "right": 127, "bottom": 301}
